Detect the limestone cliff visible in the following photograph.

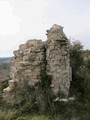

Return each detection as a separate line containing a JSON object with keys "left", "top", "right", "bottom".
{"left": 3, "top": 24, "right": 70, "bottom": 102}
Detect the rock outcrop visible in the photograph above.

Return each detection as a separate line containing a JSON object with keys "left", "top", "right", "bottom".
{"left": 3, "top": 24, "right": 70, "bottom": 102}
{"left": 46, "top": 24, "right": 70, "bottom": 96}
{"left": 10, "top": 40, "right": 45, "bottom": 86}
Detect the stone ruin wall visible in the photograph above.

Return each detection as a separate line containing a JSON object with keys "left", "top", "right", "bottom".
{"left": 10, "top": 40, "right": 45, "bottom": 86}
{"left": 46, "top": 25, "right": 70, "bottom": 96}
{"left": 3, "top": 24, "right": 70, "bottom": 100}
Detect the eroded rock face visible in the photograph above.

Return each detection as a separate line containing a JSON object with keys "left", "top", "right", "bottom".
{"left": 10, "top": 40, "right": 45, "bottom": 85}
{"left": 3, "top": 24, "right": 70, "bottom": 101}
{"left": 46, "top": 24, "right": 70, "bottom": 96}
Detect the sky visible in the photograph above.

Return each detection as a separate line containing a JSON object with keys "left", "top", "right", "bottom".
{"left": 0, "top": 0, "right": 90, "bottom": 57}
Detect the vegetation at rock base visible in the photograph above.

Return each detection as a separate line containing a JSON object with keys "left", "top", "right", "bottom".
{"left": 69, "top": 40, "right": 90, "bottom": 100}
{"left": 0, "top": 57, "right": 11, "bottom": 106}
{"left": 0, "top": 100, "right": 90, "bottom": 120}
{"left": 0, "top": 57, "right": 11, "bottom": 82}
{"left": 0, "top": 41, "right": 90, "bottom": 120}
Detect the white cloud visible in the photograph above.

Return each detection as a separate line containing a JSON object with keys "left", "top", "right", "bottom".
{"left": 72, "top": 30, "right": 90, "bottom": 49}
{"left": 0, "top": 0, "right": 90, "bottom": 57}
{"left": 0, "top": 0, "right": 50, "bottom": 57}
{"left": 0, "top": 1, "right": 20, "bottom": 36}
{"left": 10, "top": 0, "right": 49, "bottom": 36}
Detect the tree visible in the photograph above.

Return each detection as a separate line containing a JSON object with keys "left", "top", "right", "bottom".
{"left": 69, "top": 40, "right": 90, "bottom": 100}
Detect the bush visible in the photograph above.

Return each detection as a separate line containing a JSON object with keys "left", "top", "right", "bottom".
{"left": 25, "top": 115, "right": 51, "bottom": 120}
{"left": 69, "top": 40, "right": 90, "bottom": 101}
{"left": 0, "top": 109, "right": 19, "bottom": 120}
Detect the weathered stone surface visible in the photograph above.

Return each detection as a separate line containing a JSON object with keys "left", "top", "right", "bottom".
{"left": 46, "top": 24, "right": 68, "bottom": 41}
{"left": 3, "top": 24, "right": 70, "bottom": 101}
{"left": 8, "top": 80, "right": 16, "bottom": 88}
{"left": 3, "top": 79, "right": 16, "bottom": 99}
{"left": 46, "top": 24, "right": 70, "bottom": 96}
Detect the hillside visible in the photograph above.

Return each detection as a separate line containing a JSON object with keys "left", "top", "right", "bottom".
{"left": 0, "top": 57, "right": 11, "bottom": 82}
{"left": 0, "top": 57, "right": 11, "bottom": 64}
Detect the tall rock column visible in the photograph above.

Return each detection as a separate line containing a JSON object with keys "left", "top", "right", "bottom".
{"left": 46, "top": 24, "right": 70, "bottom": 97}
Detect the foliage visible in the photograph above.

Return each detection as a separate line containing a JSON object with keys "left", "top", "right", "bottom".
{"left": 0, "top": 99, "right": 90, "bottom": 120}
{"left": 25, "top": 115, "right": 51, "bottom": 120}
{"left": 0, "top": 41, "right": 90, "bottom": 119}
{"left": 0, "top": 80, "right": 8, "bottom": 105}
{"left": 0, "top": 109, "right": 18, "bottom": 120}
{"left": 0, "top": 109, "right": 51, "bottom": 120}
{"left": 69, "top": 40, "right": 90, "bottom": 100}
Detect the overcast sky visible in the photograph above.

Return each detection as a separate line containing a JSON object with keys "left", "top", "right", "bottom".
{"left": 0, "top": 0, "right": 90, "bottom": 57}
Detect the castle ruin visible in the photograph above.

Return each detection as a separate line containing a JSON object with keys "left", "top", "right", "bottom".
{"left": 3, "top": 24, "right": 70, "bottom": 102}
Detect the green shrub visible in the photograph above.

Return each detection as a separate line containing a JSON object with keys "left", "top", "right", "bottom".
{"left": 25, "top": 115, "right": 51, "bottom": 120}
{"left": 0, "top": 110, "right": 5, "bottom": 120}
{"left": 0, "top": 109, "right": 20, "bottom": 120}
